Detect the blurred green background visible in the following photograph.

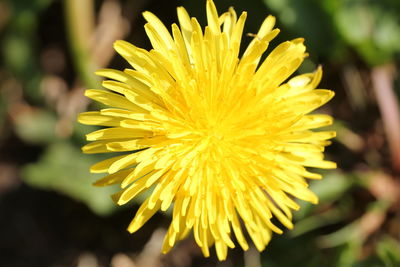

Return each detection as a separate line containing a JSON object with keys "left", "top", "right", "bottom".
{"left": 1, "top": 0, "right": 400, "bottom": 266}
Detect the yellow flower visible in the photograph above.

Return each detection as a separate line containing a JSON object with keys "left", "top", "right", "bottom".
{"left": 78, "top": 0, "right": 336, "bottom": 260}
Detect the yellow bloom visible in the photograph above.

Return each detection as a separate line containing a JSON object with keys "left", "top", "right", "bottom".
{"left": 78, "top": 0, "right": 336, "bottom": 260}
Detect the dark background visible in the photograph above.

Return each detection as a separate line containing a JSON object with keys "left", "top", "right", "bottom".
{"left": 1, "top": 0, "right": 400, "bottom": 266}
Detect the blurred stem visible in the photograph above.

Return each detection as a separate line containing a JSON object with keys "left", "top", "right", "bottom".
{"left": 244, "top": 245, "right": 261, "bottom": 267}
{"left": 371, "top": 64, "right": 400, "bottom": 173}
{"left": 342, "top": 65, "right": 368, "bottom": 111}
{"left": 64, "top": 0, "right": 99, "bottom": 89}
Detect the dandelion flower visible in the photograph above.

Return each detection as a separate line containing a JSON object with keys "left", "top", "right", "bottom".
{"left": 78, "top": 0, "right": 336, "bottom": 260}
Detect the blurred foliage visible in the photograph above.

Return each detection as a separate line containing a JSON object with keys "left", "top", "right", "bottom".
{"left": 377, "top": 236, "right": 400, "bottom": 267}
{"left": 1, "top": 0, "right": 54, "bottom": 102}
{"left": 263, "top": 0, "right": 400, "bottom": 65}
{"left": 0, "top": 0, "right": 399, "bottom": 266}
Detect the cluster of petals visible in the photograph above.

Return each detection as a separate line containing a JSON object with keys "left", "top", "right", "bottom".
{"left": 79, "top": 0, "right": 336, "bottom": 261}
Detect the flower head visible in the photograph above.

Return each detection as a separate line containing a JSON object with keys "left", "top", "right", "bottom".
{"left": 78, "top": 0, "right": 336, "bottom": 260}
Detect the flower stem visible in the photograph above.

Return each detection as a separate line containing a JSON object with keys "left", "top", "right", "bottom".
{"left": 371, "top": 64, "right": 400, "bottom": 173}
{"left": 64, "top": 0, "right": 99, "bottom": 89}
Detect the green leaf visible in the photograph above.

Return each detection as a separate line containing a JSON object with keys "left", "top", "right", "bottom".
{"left": 21, "top": 142, "right": 119, "bottom": 216}
{"left": 311, "top": 172, "right": 354, "bottom": 203}
{"left": 329, "top": 0, "right": 400, "bottom": 65}
{"left": 291, "top": 208, "right": 346, "bottom": 237}
{"left": 295, "top": 171, "right": 354, "bottom": 219}
{"left": 14, "top": 109, "right": 58, "bottom": 144}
